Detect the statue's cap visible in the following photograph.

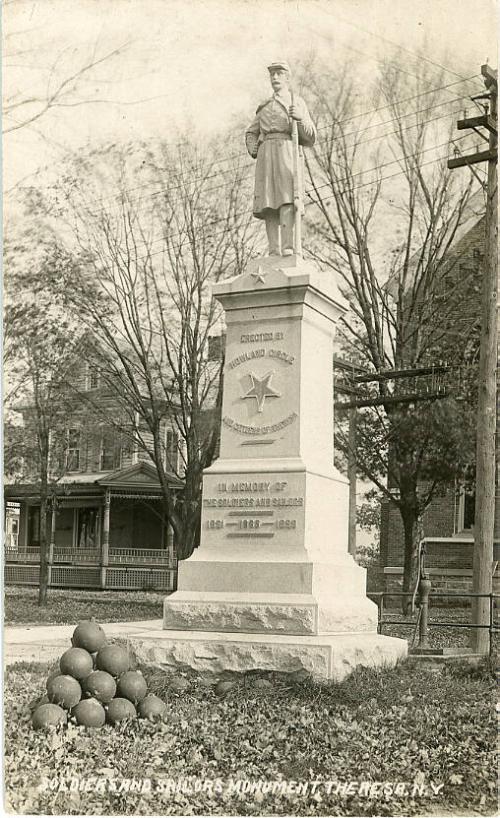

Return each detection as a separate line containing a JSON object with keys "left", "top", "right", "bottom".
{"left": 267, "top": 61, "right": 291, "bottom": 73}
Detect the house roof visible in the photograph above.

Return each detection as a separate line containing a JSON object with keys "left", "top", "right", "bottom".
{"left": 384, "top": 187, "right": 486, "bottom": 298}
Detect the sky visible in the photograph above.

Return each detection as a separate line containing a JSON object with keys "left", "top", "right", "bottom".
{"left": 3, "top": 0, "right": 497, "bottom": 191}
{"left": 3, "top": 0, "right": 497, "bottom": 539}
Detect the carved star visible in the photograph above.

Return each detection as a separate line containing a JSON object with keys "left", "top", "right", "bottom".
{"left": 242, "top": 371, "right": 281, "bottom": 413}
{"left": 251, "top": 266, "right": 267, "bottom": 285}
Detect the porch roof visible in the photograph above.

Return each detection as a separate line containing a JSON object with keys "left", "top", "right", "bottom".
{"left": 5, "top": 461, "right": 183, "bottom": 502}
{"left": 95, "top": 460, "right": 183, "bottom": 489}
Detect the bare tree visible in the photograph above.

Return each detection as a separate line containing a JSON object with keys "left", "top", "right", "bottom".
{"left": 4, "top": 249, "right": 79, "bottom": 604}
{"left": 52, "top": 138, "right": 258, "bottom": 560}
{"left": 304, "top": 59, "right": 481, "bottom": 607}
{"left": 2, "top": 30, "right": 130, "bottom": 135}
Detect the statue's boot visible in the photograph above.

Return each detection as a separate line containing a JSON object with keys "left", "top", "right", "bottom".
{"left": 280, "top": 204, "right": 295, "bottom": 255}
{"left": 265, "top": 211, "right": 281, "bottom": 255}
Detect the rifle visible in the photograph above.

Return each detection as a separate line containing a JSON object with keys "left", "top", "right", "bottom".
{"left": 290, "top": 89, "right": 302, "bottom": 257}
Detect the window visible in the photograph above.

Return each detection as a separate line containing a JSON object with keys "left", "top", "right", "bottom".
{"left": 119, "top": 436, "right": 134, "bottom": 467}
{"left": 77, "top": 508, "right": 99, "bottom": 548}
{"left": 28, "top": 506, "right": 40, "bottom": 546}
{"left": 462, "top": 490, "right": 476, "bottom": 530}
{"left": 207, "top": 334, "right": 225, "bottom": 362}
{"left": 87, "top": 364, "right": 100, "bottom": 390}
{"left": 5, "top": 503, "right": 20, "bottom": 551}
{"left": 456, "top": 485, "right": 476, "bottom": 532}
{"left": 100, "top": 432, "right": 121, "bottom": 471}
{"left": 165, "top": 427, "right": 179, "bottom": 472}
{"left": 66, "top": 428, "right": 81, "bottom": 471}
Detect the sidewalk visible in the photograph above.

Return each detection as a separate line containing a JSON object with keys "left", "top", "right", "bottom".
{"left": 3, "top": 620, "right": 163, "bottom": 665}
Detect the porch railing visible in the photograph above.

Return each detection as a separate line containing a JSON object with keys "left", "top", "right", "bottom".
{"left": 5, "top": 545, "right": 174, "bottom": 564}
{"left": 109, "top": 547, "right": 175, "bottom": 565}
{"left": 5, "top": 543, "right": 177, "bottom": 592}
{"left": 54, "top": 547, "right": 101, "bottom": 563}
{"left": 5, "top": 547, "right": 42, "bottom": 563}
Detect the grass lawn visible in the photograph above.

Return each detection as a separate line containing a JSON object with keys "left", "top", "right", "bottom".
{"left": 7, "top": 587, "right": 498, "bottom": 657}
{"left": 4, "top": 587, "right": 164, "bottom": 625}
{"left": 3, "top": 657, "right": 497, "bottom": 816}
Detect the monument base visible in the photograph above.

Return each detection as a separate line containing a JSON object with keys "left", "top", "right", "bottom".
{"left": 133, "top": 627, "right": 407, "bottom": 682}
{"left": 157, "top": 253, "right": 408, "bottom": 681}
{"left": 163, "top": 590, "right": 378, "bottom": 635}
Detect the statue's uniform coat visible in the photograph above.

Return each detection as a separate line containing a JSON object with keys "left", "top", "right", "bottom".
{"left": 245, "top": 93, "right": 316, "bottom": 219}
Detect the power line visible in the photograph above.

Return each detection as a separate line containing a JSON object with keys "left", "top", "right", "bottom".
{"left": 305, "top": 133, "right": 472, "bottom": 198}
{"left": 113, "top": 81, "right": 479, "bottom": 206}
{"left": 85, "top": 130, "right": 475, "bottom": 258}
{"left": 84, "top": 100, "right": 472, "bottom": 218}
{"left": 317, "top": 8, "right": 483, "bottom": 92}
{"left": 317, "top": 93, "right": 469, "bottom": 139}
{"left": 302, "top": 15, "right": 483, "bottom": 105}
{"left": 40, "top": 75, "right": 479, "bottom": 211}
{"left": 98, "top": 136, "right": 478, "bottom": 264}
{"left": 313, "top": 106, "right": 465, "bottom": 160}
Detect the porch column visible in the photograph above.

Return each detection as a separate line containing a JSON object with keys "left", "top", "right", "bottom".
{"left": 100, "top": 489, "right": 111, "bottom": 589}
{"left": 166, "top": 522, "right": 175, "bottom": 563}
{"left": 23, "top": 503, "right": 29, "bottom": 550}
{"left": 47, "top": 500, "right": 57, "bottom": 588}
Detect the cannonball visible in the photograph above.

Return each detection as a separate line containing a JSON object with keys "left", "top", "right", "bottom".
{"left": 252, "top": 678, "right": 273, "bottom": 690}
{"left": 96, "top": 645, "right": 130, "bottom": 678}
{"left": 116, "top": 670, "right": 148, "bottom": 704}
{"left": 47, "top": 674, "right": 82, "bottom": 710}
{"left": 169, "top": 676, "right": 190, "bottom": 693}
{"left": 59, "top": 647, "right": 93, "bottom": 680}
{"left": 32, "top": 703, "right": 67, "bottom": 730}
{"left": 106, "top": 697, "right": 137, "bottom": 725}
{"left": 137, "top": 694, "right": 168, "bottom": 721}
{"left": 82, "top": 670, "right": 116, "bottom": 704}
{"left": 72, "top": 620, "right": 106, "bottom": 653}
{"left": 215, "top": 680, "right": 236, "bottom": 697}
{"left": 73, "top": 697, "right": 106, "bottom": 728}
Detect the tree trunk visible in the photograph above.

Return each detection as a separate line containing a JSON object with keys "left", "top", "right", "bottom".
{"left": 175, "top": 501, "right": 200, "bottom": 561}
{"left": 38, "top": 442, "right": 49, "bottom": 606}
{"left": 400, "top": 508, "right": 422, "bottom": 615}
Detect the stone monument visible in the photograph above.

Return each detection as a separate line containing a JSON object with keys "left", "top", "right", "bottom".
{"left": 158, "top": 64, "right": 407, "bottom": 680}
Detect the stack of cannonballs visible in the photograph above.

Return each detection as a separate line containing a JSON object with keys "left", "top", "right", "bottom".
{"left": 32, "top": 620, "right": 167, "bottom": 730}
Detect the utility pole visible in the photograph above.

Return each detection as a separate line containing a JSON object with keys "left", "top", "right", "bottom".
{"left": 347, "top": 407, "right": 357, "bottom": 556}
{"left": 333, "top": 357, "right": 366, "bottom": 558}
{"left": 448, "top": 65, "right": 498, "bottom": 653}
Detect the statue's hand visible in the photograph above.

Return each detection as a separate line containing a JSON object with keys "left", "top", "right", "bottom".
{"left": 289, "top": 104, "right": 302, "bottom": 121}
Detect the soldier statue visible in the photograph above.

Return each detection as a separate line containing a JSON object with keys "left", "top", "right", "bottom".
{"left": 245, "top": 61, "right": 316, "bottom": 257}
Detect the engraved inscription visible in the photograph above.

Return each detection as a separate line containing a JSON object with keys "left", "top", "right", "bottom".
{"left": 276, "top": 519, "right": 296, "bottom": 529}
{"left": 227, "top": 349, "right": 265, "bottom": 370}
{"left": 222, "top": 412, "right": 297, "bottom": 435}
{"left": 268, "top": 349, "right": 294, "bottom": 364}
{"left": 227, "top": 348, "right": 294, "bottom": 369}
{"left": 202, "top": 476, "right": 304, "bottom": 542}
{"left": 203, "top": 495, "right": 303, "bottom": 508}
{"left": 207, "top": 519, "right": 224, "bottom": 529}
{"left": 216, "top": 481, "right": 287, "bottom": 492}
{"left": 240, "top": 332, "right": 284, "bottom": 343}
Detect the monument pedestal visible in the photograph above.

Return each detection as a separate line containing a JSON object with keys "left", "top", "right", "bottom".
{"left": 163, "top": 255, "right": 407, "bottom": 680}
